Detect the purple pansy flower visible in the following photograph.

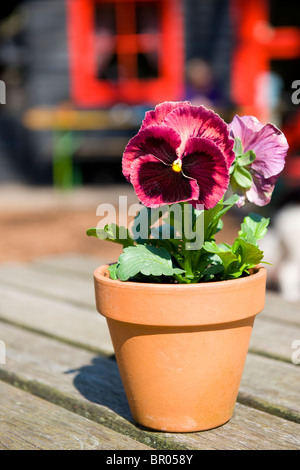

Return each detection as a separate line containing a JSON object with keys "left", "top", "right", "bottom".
{"left": 229, "top": 115, "right": 289, "bottom": 206}
{"left": 122, "top": 101, "right": 235, "bottom": 209}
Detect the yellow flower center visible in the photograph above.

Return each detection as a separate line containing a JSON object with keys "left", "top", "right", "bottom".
{"left": 172, "top": 158, "right": 182, "bottom": 173}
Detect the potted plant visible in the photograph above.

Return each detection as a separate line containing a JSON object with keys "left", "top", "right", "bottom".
{"left": 87, "top": 101, "right": 288, "bottom": 432}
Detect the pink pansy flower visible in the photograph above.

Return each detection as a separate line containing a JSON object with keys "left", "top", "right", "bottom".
{"left": 122, "top": 101, "right": 235, "bottom": 209}
{"left": 229, "top": 115, "right": 289, "bottom": 206}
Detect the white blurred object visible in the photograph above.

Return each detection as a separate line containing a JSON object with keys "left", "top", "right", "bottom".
{"left": 278, "top": 260, "right": 300, "bottom": 302}
{"left": 259, "top": 228, "right": 282, "bottom": 283}
{"left": 260, "top": 205, "right": 300, "bottom": 301}
{"left": 275, "top": 205, "right": 300, "bottom": 265}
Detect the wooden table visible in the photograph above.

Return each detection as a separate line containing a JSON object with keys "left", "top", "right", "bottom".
{"left": 0, "top": 253, "right": 299, "bottom": 451}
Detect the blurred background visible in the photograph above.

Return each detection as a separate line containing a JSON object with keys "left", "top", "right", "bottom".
{"left": 0, "top": 0, "right": 300, "bottom": 298}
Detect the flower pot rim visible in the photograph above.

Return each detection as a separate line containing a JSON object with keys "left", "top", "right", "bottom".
{"left": 94, "top": 264, "right": 267, "bottom": 326}
{"left": 94, "top": 263, "right": 266, "bottom": 291}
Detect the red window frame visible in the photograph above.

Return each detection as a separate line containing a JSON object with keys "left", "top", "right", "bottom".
{"left": 67, "top": 0, "right": 184, "bottom": 107}
{"left": 230, "top": 0, "right": 300, "bottom": 123}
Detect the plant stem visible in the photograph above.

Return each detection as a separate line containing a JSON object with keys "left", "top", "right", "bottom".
{"left": 181, "top": 207, "right": 194, "bottom": 282}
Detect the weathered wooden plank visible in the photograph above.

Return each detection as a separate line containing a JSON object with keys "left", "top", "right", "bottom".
{"left": 262, "top": 291, "right": 300, "bottom": 326}
{"left": 0, "top": 321, "right": 299, "bottom": 450}
{"left": 193, "top": 403, "right": 300, "bottom": 450}
{"left": 32, "top": 253, "right": 107, "bottom": 277}
{"left": 0, "top": 263, "right": 95, "bottom": 308}
{"left": 239, "top": 354, "right": 300, "bottom": 423}
{"left": 0, "top": 284, "right": 113, "bottom": 355}
{"left": 250, "top": 315, "right": 300, "bottom": 363}
{"left": 0, "top": 381, "right": 151, "bottom": 450}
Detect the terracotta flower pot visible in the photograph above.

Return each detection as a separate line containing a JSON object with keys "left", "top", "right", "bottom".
{"left": 94, "top": 265, "right": 267, "bottom": 432}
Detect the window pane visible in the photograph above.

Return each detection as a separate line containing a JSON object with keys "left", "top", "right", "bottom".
{"left": 94, "top": 0, "right": 162, "bottom": 81}
{"left": 96, "top": 53, "right": 119, "bottom": 81}
{"left": 270, "top": 0, "right": 300, "bottom": 27}
{"left": 94, "top": 2, "right": 117, "bottom": 80}
{"left": 137, "top": 51, "right": 158, "bottom": 78}
{"left": 136, "top": 1, "right": 160, "bottom": 34}
{"left": 118, "top": 53, "right": 137, "bottom": 79}
{"left": 94, "top": 3, "right": 116, "bottom": 34}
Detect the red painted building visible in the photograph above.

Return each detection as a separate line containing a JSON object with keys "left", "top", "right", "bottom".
{"left": 67, "top": 0, "right": 185, "bottom": 107}
{"left": 230, "top": 0, "right": 300, "bottom": 186}
{"left": 1, "top": 0, "right": 300, "bottom": 188}
{"left": 231, "top": 0, "right": 300, "bottom": 121}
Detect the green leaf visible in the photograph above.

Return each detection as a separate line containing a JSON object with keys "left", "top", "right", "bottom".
{"left": 203, "top": 237, "right": 264, "bottom": 280}
{"left": 232, "top": 238, "right": 264, "bottom": 268}
{"left": 203, "top": 241, "right": 239, "bottom": 276}
{"left": 221, "top": 194, "right": 240, "bottom": 206}
{"left": 213, "top": 251, "right": 239, "bottom": 273}
{"left": 202, "top": 241, "right": 222, "bottom": 254}
{"left": 203, "top": 263, "right": 224, "bottom": 281}
{"left": 233, "top": 137, "right": 243, "bottom": 156}
{"left": 239, "top": 213, "right": 270, "bottom": 243}
{"left": 237, "top": 225, "right": 257, "bottom": 245}
{"left": 86, "top": 224, "right": 134, "bottom": 248}
{"left": 130, "top": 205, "right": 152, "bottom": 241}
{"left": 236, "top": 150, "right": 256, "bottom": 166}
{"left": 231, "top": 165, "right": 253, "bottom": 189}
{"left": 203, "top": 195, "right": 239, "bottom": 241}
{"left": 115, "top": 245, "right": 185, "bottom": 281}
{"left": 108, "top": 263, "right": 118, "bottom": 280}
{"left": 151, "top": 222, "right": 177, "bottom": 240}
{"left": 203, "top": 264, "right": 224, "bottom": 276}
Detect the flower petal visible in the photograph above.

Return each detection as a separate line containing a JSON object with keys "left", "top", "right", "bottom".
{"left": 122, "top": 125, "right": 181, "bottom": 181}
{"left": 141, "top": 101, "right": 191, "bottom": 129}
{"left": 130, "top": 154, "right": 199, "bottom": 208}
{"left": 229, "top": 115, "right": 263, "bottom": 143}
{"left": 163, "top": 104, "right": 235, "bottom": 168}
{"left": 182, "top": 138, "right": 230, "bottom": 209}
{"left": 250, "top": 124, "right": 288, "bottom": 178}
{"left": 229, "top": 115, "right": 288, "bottom": 178}
{"left": 246, "top": 173, "right": 279, "bottom": 206}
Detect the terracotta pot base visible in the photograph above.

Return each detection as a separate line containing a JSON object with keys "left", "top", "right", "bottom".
{"left": 94, "top": 265, "right": 266, "bottom": 432}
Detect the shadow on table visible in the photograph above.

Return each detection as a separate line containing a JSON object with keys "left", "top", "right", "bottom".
{"left": 66, "top": 355, "right": 133, "bottom": 421}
